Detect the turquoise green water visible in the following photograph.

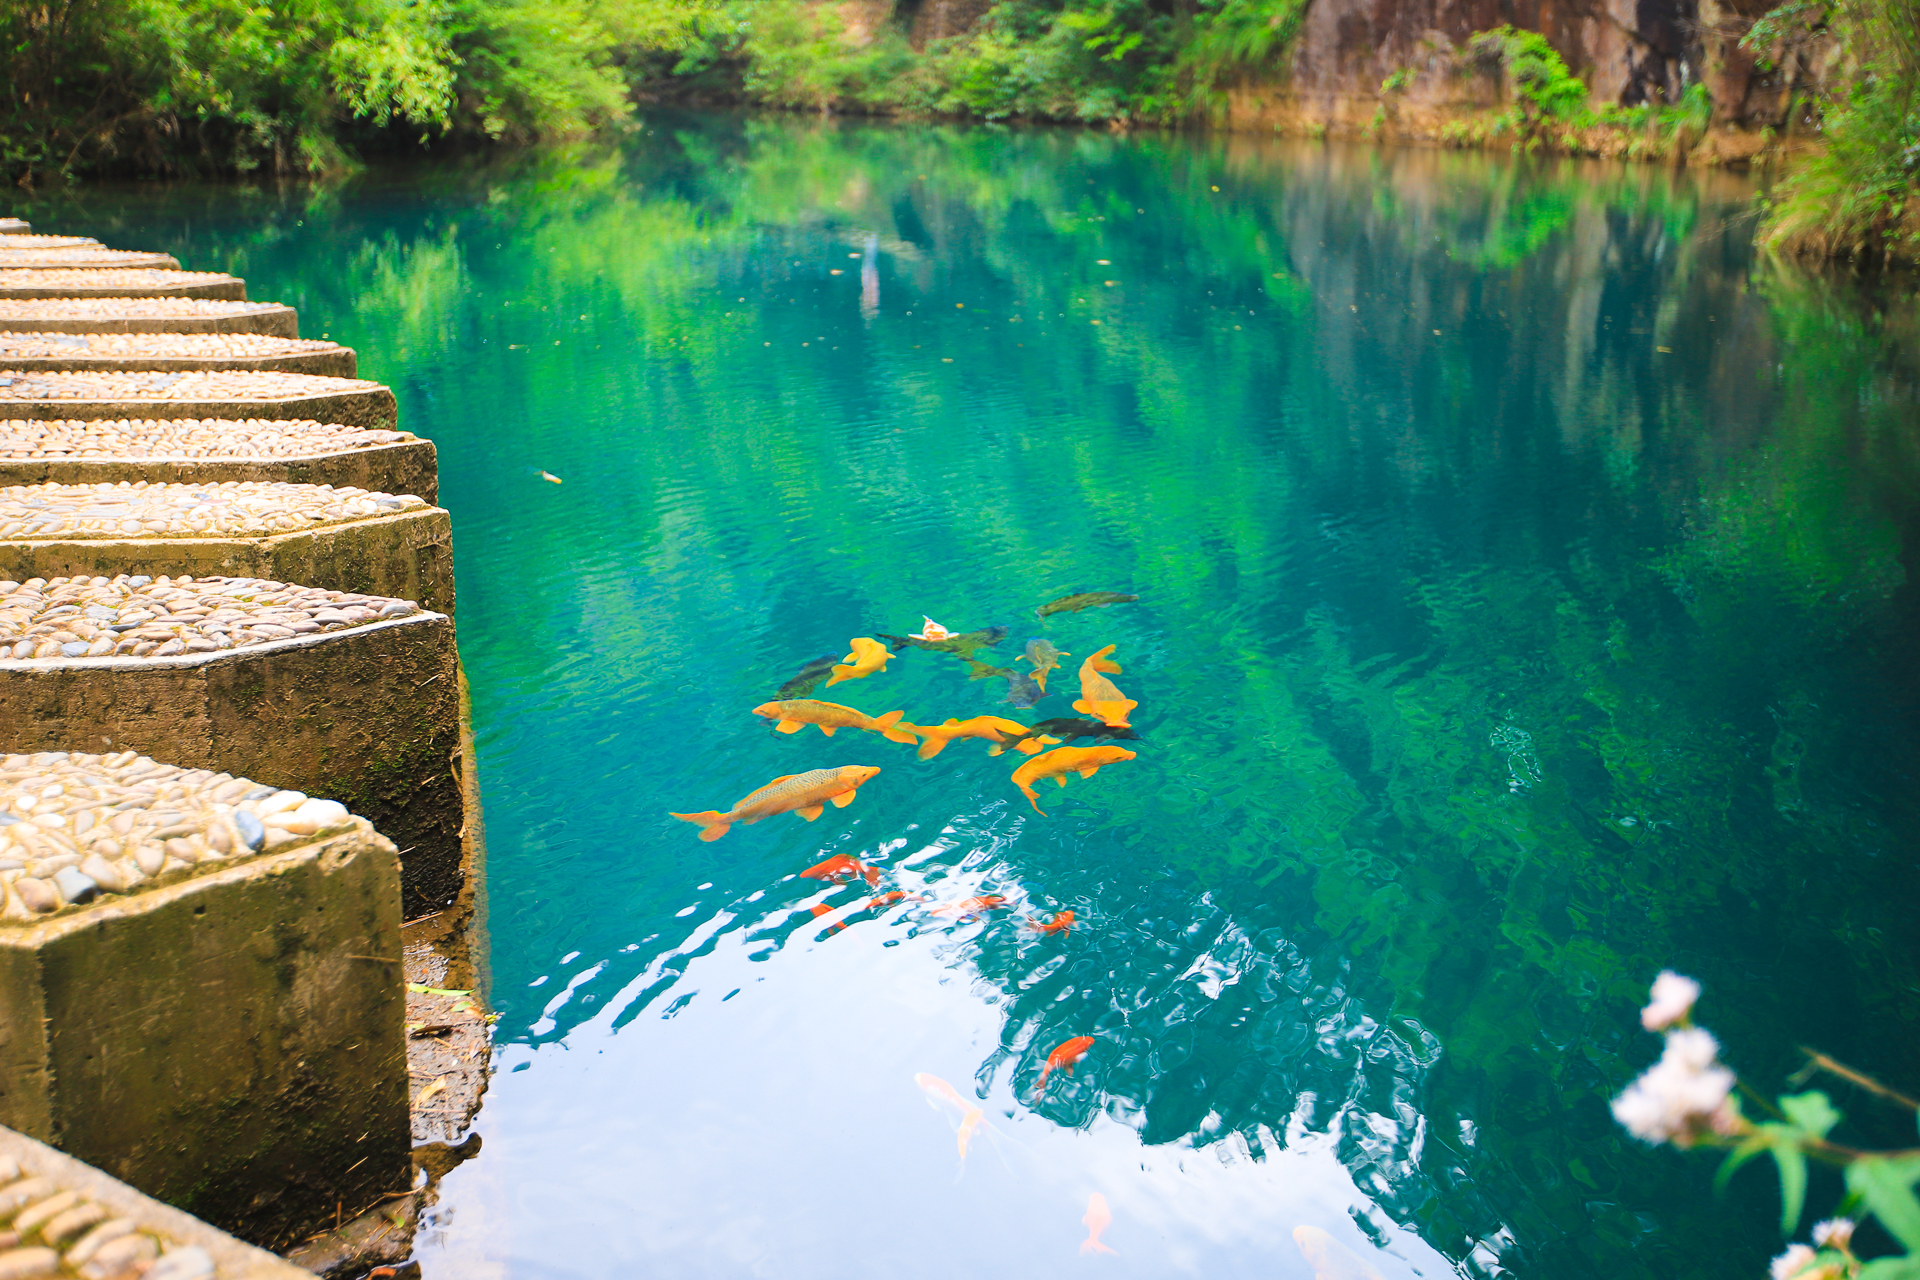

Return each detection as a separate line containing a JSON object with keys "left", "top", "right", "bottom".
{"left": 25, "top": 117, "right": 1920, "bottom": 1279}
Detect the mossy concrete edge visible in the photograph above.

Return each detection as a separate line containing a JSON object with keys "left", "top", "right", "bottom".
{"left": 0, "top": 438, "right": 439, "bottom": 506}
{"left": 17, "top": 386, "right": 398, "bottom": 432}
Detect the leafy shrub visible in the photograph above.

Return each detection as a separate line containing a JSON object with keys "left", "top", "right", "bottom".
{"left": 1465, "top": 25, "right": 1590, "bottom": 124}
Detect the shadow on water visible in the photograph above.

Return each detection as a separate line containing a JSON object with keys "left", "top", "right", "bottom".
{"left": 26, "top": 117, "right": 1920, "bottom": 1279}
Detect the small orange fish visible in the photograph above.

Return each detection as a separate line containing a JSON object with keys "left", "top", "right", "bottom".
{"left": 1010, "top": 745, "right": 1136, "bottom": 816}
{"left": 1292, "top": 1226, "right": 1385, "bottom": 1280}
{"left": 539, "top": 471, "right": 563, "bottom": 485}
{"left": 957, "top": 1106, "right": 986, "bottom": 1159}
{"left": 914, "top": 1072, "right": 970, "bottom": 1111}
{"left": 867, "top": 889, "right": 920, "bottom": 910}
{"left": 825, "top": 637, "right": 892, "bottom": 687}
{"left": 807, "top": 901, "right": 848, "bottom": 932}
{"left": 1080, "top": 1192, "right": 1117, "bottom": 1255}
{"left": 928, "top": 894, "right": 1009, "bottom": 920}
{"left": 669, "top": 765, "right": 880, "bottom": 841}
{"left": 1028, "top": 909, "right": 1075, "bottom": 935}
{"left": 912, "top": 715, "right": 1031, "bottom": 760}
{"left": 1035, "top": 1035, "right": 1095, "bottom": 1094}
{"left": 1072, "top": 645, "right": 1138, "bottom": 726}
{"left": 911, "top": 616, "right": 954, "bottom": 641}
{"left": 752, "top": 699, "right": 919, "bottom": 743}
{"left": 800, "top": 853, "right": 882, "bottom": 886}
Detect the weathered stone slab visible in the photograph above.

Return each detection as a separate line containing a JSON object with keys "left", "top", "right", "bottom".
{"left": 0, "top": 220, "right": 28, "bottom": 235}
{"left": 0, "top": 272, "right": 246, "bottom": 301}
{"left": 0, "top": 372, "right": 396, "bottom": 432}
{"left": 0, "top": 249, "right": 180, "bottom": 271}
{"left": 0, "top": 575, "right": 463, "bottom": 913}
{"left": 0, "top": 482, "right": 454, "bottom": 616}
{"left": 0, "top": 1127, "right": 318, "bottom": 1278}
{"left": 0, "top": 751, "right": 410, "bottom": 1250}
{"left": 0, "top": 421, "right": 436, "bottom": 506}
{"left": 0, "top": 301, "right": 297, "bottom": 338}
{"left": 0, "top": 334, "right": 355, "bottom": 378}
{"left": 0, "top": 236, "right": 101, "bottom": 252}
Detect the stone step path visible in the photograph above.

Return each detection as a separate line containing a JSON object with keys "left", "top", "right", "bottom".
{"left": 0, "top": 220, "right": 28, "bottom": 235}
{"left": 0, "top": 419, "right": 435, "bottom": 504}
{"left": 0, "top": 370, "right": 396, "bottom": 431}
{"left": 0, "top": 1130, "right": 316, "bottom": 1278}
{"left": 0, "top": 236, "right": 101, "bottom": 252}
{"left": 0, "top": 300, "right": 298, "bottom": 338}
{"left": 0, "top": 271, "right": 246, "bottom": 301}
{"left": 0, "top": 334, "right": 354, "bottom": 377}
{"left": 0, "top": 248, "right": 179, "bottom": 271}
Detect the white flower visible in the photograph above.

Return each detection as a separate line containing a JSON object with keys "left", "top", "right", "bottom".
{"left": 1771, "top": 1244, "right": 1818, "bottom": 1280}
{"left": 1612, "top": 1027, "right": 1737, "bottom": 1145}
{"left": 1641, "top": 971, "right": 1702, "bottom": 1031}
{"left": 1812, "top": 1219, "right": 1854, "bottom": 1251}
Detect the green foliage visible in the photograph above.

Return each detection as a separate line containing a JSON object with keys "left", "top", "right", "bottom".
{"left": 1465, "top": 25, "right": 1591, "bottom": 123}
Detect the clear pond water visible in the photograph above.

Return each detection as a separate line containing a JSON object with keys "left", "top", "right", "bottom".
{"left": 26, "top": 117, "right": 1920, "bottom": 1280}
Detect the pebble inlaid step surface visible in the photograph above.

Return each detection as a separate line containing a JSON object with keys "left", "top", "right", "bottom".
{"left": 0, "top": 334, "right": 354, "bottom": 378}
{"left": 0, "top": 749, "right": 364, "bottom": 921}
{"left": 0, "top": 271, "right": 245, "bottom": 302}
{"left": 0, "top": 300, "right": 295, "bottom": 338}
{"left": 0, "top": 480, "right": 427, "bottom": 541}
{"left": 0, "top": 371, "right": 397, "bottom": 431}
{"left": 0, "top": 571, "right": 423, "bottom": 662}
{"left": 0, "top": 249, "right": 179, "bottom": 271}
{"left": 0, "top": 1145, "right": 226, "bottom": 1280}
{"left": 0, "top": 237, "right": 100, "bottom": 252}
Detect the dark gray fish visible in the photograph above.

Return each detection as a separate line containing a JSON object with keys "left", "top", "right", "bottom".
{"left": 1035, "top": 591, "right": 1138, "bottom": 620}
{"left": 775, "top": 653, "right": 840, "bottom": 699}
{"left": 876, "top": 626, "right": 1010, "bottom": 661}
{"left": 1012, "top": 717, "right": 1141, "bottom": 749}
{"left": 1000, "top": 672, "right": 1048, "bottom": 708}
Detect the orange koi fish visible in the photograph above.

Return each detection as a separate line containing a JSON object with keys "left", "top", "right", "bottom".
{"left": 910, "top": 617, "right": 954, "bottom": 641}
{"left": 1027, "top": 909, "right": 1075, "bottom": 935}
{"left": 1035, "top": 1035, "right": 1095, "bottom": 1095}
{"left": 751, "top": 699, "right": 919, "bottom": 743}
{"left": 806, "top": 902, "right": 848, "bottom": 932}
{"left": 1021, "top": 638, "right": 1069, "bottom": 692}
{"left": 825, "top": 637, "right": 892, "bottom": 688}
{"left": 868, "top": 890, "right": 921, "bottom": 910}
{"left": 1081, "top": 1193, "right": 1117, "bottom": 1256}
{"left": 800, "top": 853, "right": 882, "bottom": 886}
{"left": 1010, "top": 745, "right": 1136, "bottom": 816}
{"left": 1071, "top": 645, "right": 1138, "bottom": 727}
{"left": 1292, "top": 1227, "right": 1386, "bottom": 1280}
{"left": 912, "top": 715, "right": 1031, "bottom": 760}
{"left": 928, "top": 894, "right": 1009, "bottom": 920}
{"left": 669, "top": 765, "right": 880, "bottom": 841}
{"left": 914, "top": 1072, "right": 971, "bottom": 1112}
{"left": 956, "top": 1106, "right": 986, "bottom": 1159}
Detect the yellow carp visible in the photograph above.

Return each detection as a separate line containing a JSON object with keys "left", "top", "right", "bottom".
{"left": 1071, "top": 645, "right": 1138, "bottom": 726}
{"left": 670, "top": 765, "right": 880, "bottom": 841}
{"left": 825, "top": 637, "right": 892, "bottom": 687}
{"left": 913, "top": 715, "right": 1031, "bottom": 760}
{"left": 751, "top": 699, "right": 918, "bottom": 743}
{"left": 1011, "top": 745, "right": 1136, "bottom": 815}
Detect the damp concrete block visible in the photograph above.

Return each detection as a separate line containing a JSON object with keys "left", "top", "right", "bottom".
{"left": 0, "top": 1126, "right": 318, "bottom": 1278}
{"left": 0, "top": 220, "right": 28, "bottom": 235}
{"left": 0, "top": 272, "right": 247, "bottom": 301}
{"left": 0, "top": 750, "right": 411, "bottom": 1251}
{"left": 0, "top": 611, "right": 465, "bottom": 915}
{"left": 0, "top": 372, "right": 397, "bottom": 433}
{"left": 0, "top": 483, "right": 454, "bottom": 616}
{"left": 0, "top": 334, "right": 355, "bottom": 378}
{"left": 0, "top": 236, "right": 102, "bottom": 252}
{"left": 0, "top": 249, "right": 180, "bottom": 271}
{"left": 0, "top": 427, "right": 437, "bottom": 507}
{"left": 0, "top": 301, "right": 298, "bottom": 338}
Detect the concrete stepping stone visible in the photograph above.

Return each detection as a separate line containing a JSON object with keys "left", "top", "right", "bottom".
{"left": 0, "top": 1129, "right": 317, "bottom": 1278}
{"left": 0, "top": 481, "right": 453, "bottom": 617}
{"left": 0, "top": 236, "right": 101, "bottom": 252}
{"left": 0, "top": 249, "right": 180, "bottom": 271}
{"left": 0, "top": 220, "right": 28, "bottom": 235}
{"left": 0, "top": 334, "right": 354, "bottom": 378}
{"left": 0, "top": 300, "right": 297, "bottom": 338}
{"left": 0, "top": 571, "right": 464, "bottom": 914}
{"left": 0, "top": 750, "right": 409, "bottom": 1251}
{"left": 0, "top": 272, "right": 246, "bottom": 301}
{"left": 0, "top": 419, "right": 435, "bottom": 505}
{"left": 0, "top": 371, "right": 396, "bottom": 432}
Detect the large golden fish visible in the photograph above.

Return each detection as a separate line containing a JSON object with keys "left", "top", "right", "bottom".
{"left": 825, "top": 637, "right": 892, "bottom": 687}
{"left": 670, "top": 765, "right": 880, "bottom": 841}
{"left": 1071, "top": 644, "right": 1138, "bottom": 727}
{"left": 751, "top": 699, "right": 918, "bottom": 743}
{"left": 912, "top": 715, "right": 1032, "bottom": 759}
{"left": 1010, "top": 745, "right": 1135, "bottom": 815}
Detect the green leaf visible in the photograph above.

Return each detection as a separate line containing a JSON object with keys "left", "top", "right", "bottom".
{"left": 1781, "top": 1091, "right": 1843, "bottom": 1139}
{"left": 1849, "top": 1156, "right": 1920, "bottom": 1253}
{"left": 1858, "top": 1258, "right": 1920, "bottom": 1280}
{"left": 1774, "top": 1139, "right": 1809, "bottom": 1234}
{"left": 1716, "top": 1133, "right": 1775, "bottom": 1194}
